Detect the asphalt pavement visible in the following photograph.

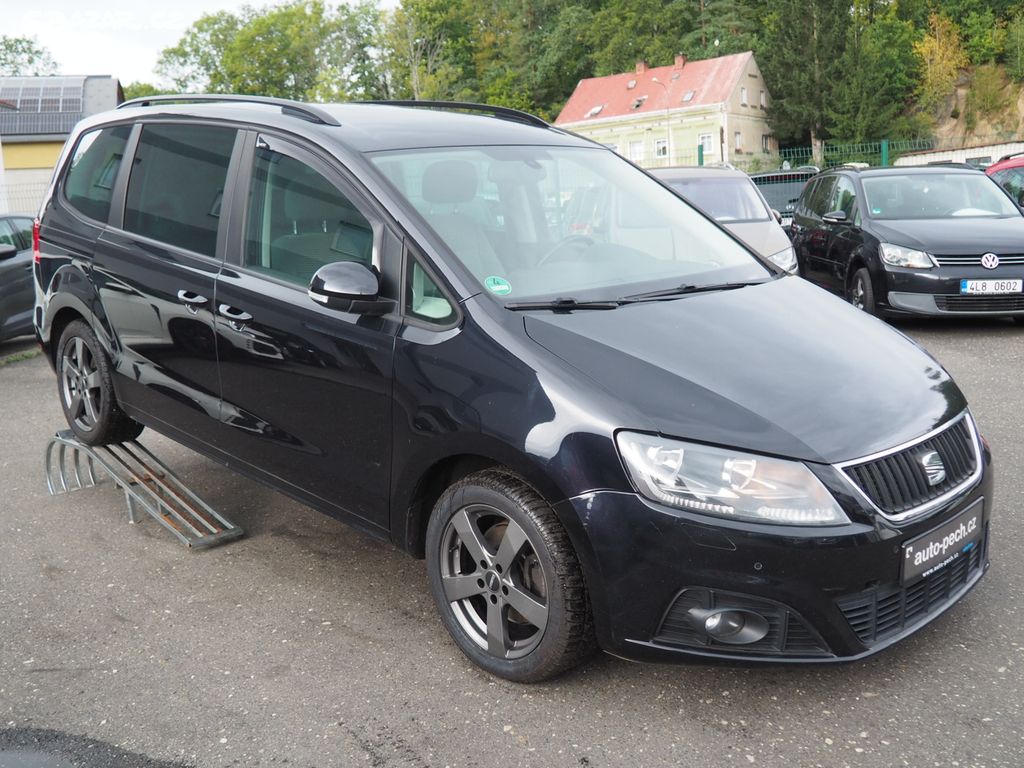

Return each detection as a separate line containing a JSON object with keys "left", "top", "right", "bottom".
{"left": 1, "top": 319, "right": 1022, "bottom": 768}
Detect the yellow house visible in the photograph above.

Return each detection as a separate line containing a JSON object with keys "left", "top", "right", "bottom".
{"left": 555, "top": 52, "right": 775, "bottom": 170}
{"left": 0, "top": 76, "right": 123, "bottom": 214}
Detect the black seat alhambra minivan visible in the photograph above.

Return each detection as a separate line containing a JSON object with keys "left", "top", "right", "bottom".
{"left": 34, "top": 96, "right": 992, "bottom": 682}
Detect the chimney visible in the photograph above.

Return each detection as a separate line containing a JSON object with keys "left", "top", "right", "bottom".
{"left": 674, "top": 54, "right": 686, "bottom": 69}
{"left": 636, "top": 60, "right": 647, "bottom": 74}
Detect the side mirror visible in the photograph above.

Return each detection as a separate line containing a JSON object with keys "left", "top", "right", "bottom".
{"left": 0, "top": 243, "right": 17, "bottom": 260}
{"left": 771, "top": 208, "right": 782, "bottom": 224}
{"left": 308, "top": 261, "right": 393, "bottom": 315}
{"left": 822, "top": 210, "right": 848, "bottom": 224}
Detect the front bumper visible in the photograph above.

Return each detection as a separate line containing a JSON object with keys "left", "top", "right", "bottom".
{"left": 556, "top": 450, "right": 992, "bottom": 663}
{"left": 881, "top": 265, "right": 1024, "bottom": 316}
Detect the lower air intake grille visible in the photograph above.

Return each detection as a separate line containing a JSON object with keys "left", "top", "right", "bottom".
{"left": 935, "top": 295, "right": 1024, "bottom": 312}
{"left": 654, "top": 588, "right": 830, "bottom": 657}
{"left": 837, "top": 542, "right": 983, "bottom": 646}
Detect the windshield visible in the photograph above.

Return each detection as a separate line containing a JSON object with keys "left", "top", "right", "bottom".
{"left": 370, "top": 146, "right": 769, "bottom": 302}
{"left": 862, "top": 173, "right": 1020, "bottom": 220}
{"left": 664, "top": 177, "right": 770, "bottom": 222}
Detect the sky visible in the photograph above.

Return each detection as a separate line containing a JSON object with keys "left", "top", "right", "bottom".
{"left": 7, "top": 1, "right": 260, "bottom": 85}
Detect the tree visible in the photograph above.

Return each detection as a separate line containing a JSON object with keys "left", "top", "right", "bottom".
{"left": 962, "top": 9, "right": 1005, "bottom": 65}
{"left": 585, "top": 0, "right": 693, "bottom": 77}
{"left": 0, "top": 35, "right": 58, "bottom": 76}
{"left": 758, "top": 0, "right": 850, "bottom": 153}
{"left": 680, "top": 0, "right": 762, "bottom": 60}
{"left": 156, "top": 11, "right": 246, "bottom": 92}
{"left": 1006, "top": 13, "right": 1024, "bottom": 81}
{"left": 914, "top": 12, "right": 969, "bottom": 113}
{"left": 122, "top": 82, "right": 176, "bottom": 101}
{"left": 828, "top": 5, "right": 924, "bottom": 141}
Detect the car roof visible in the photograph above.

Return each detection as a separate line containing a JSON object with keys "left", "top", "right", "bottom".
{"left": 831, "top": 165, "right": 983, "bottom": 177}
{"left": 85, "top": 100, "right": 595, "bottom": 154}
{"left": 649, "top": 166, "right": 751, "bottom": 181}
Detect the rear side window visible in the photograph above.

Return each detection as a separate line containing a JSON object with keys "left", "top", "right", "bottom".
{"left": 807, "top": 176, "right": 837, "bottom": 217}
{"left": 63, "top": 125, "right": 131, "bottom": 223}
{"left": 124, "top": 124, "right": 236, "bottom": 258}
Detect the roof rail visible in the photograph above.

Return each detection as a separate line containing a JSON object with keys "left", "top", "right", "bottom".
{"left": 116, "top": 94, "right": 341, "bottom": 127}
{"left": 998, "top": 150, "right": 1024, "bottom": 162}
{"left": 358, "top": 100, "right": 549, "bottom": 129}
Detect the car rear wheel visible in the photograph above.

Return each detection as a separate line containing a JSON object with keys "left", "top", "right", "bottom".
{"left": 56, "top": 320, "right": 143, "bottom": 446}
{"left": 849, "top": 268, "right": 876, "bottom": 315}
{"left": 426, "top": 469, "right": 595, "bottom": 682}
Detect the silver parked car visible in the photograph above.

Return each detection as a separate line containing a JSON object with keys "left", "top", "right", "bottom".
{"left": 651, "top": 167, "right": 796, "bottom": 272}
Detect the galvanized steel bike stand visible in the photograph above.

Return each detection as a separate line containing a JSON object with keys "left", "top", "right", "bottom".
{"left": 44, "top": 430, "right": 244, "bottom": 549}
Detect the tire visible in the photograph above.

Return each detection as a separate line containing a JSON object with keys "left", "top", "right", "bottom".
{"left": 56, "top": 320, "right": 143, "bottom": 446}
{"left": 848, "top": 267, "right": 877, "bottom": 315}
{"left": 1013, "top": 316, "right": 1024, "bottom": 325}
{"left": 425, "top": 469, "right": 596, "bottom": 682}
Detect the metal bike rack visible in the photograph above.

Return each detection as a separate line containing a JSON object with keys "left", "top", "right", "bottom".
{"left": 44, "top": 430, "right": 243, "bottom": 549}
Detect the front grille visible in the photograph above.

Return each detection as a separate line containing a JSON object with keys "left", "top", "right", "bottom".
{"left": 935, "top": 294, "right": 1024, "bottom": 312}
{"left": 933, "top": 253, "right": 1024, "bottom": 267}
{"left": 654, "top": 588, "right": 830, "bottom": 657}
{"left": 837, "top": 542, "right": 983, "bottom": 645}
{"left": 841, "top": 416, "right": 978, "bottom": 517}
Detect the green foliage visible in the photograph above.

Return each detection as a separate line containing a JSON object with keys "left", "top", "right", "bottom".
{"left": 758, "top": 0, "right": 850, "bottom": 143}
{"left": 1005, "top": 13, "right": 1024, "bottom": 80}
{"left": 962, "top": 9, "right": 1005, "bottom": 64}
{"left": 0, "top": 35, "right": 57, "bottom": 76}
{"left": 122, "top": 82, "right": 176, "bottom": 101}
{"left": 156, "top": 11, "right": 246, "bottom": 92}
{"left": 914, "top": 12, "right": 969, "bottom": 113}
{"left": 585, "top": 0, "right": 692, "bottom": 76}
{"left": 966, "top": 63, "right": 1011, "bottom": 122}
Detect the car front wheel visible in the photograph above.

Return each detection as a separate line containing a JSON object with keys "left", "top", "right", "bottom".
{"left": 849, "top": 268, "right": 877, "bottom": 315}
{"left": 426, "top": 469, "right": 595, "bottom": 682}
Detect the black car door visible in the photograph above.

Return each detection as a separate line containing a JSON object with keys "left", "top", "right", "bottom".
{"left": 0, "top": 217, "right": 34, "bottom": 340}
{"left": 212, "top": 132, "right": 399, "bottom": 531}
{"left": 797, "top": 175, "right": 837, "bottom": 287}
{"left": 818, "top": 176, "right": 864, "bottom": 292}
{"left": 92, "top": 121, "right": 241, "bottom": 448}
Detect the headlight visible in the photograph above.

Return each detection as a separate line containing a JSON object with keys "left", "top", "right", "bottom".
{"left": 616, "top": 432, "right": 849, "bottom": 526}
{"left": 879, "top": 242, "right": 935, "bottom": 269}
{"left": 767, "top": 245, "right": 797, "bottom": 273}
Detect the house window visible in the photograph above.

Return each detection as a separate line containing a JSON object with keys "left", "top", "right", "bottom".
{"left": 734, "top": 131, "right": 742, "bottom": 152}
{"left": 698, "top": 133, "right": 713, "bottom": 153}
{"left": 740, "top": 87, "right": 748, "bottom": 106}
{"left": 760, "top": 90, "right": 766, "bottom": 109}
{"left": 762, "top": 134, "right": 772, "bottom": 152}
{"left": 682, "top": 90, "right": 695, "bottom": 103}
{"left": 655, "top": 139, "right": 668, "bottom": 159}
{"left": 628, "top": 140, "right": 644, "bottom": 163}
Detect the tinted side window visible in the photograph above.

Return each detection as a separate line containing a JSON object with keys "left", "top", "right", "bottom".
{"left": 12, "top": 218, "right": 32, "bottom": 250}
{"left": 807, "top": 176, "right": 837, "bottom": 217}
{"left": 992, "top": 167, "right": 1024, "bottom": 204}
{"left": 245, "top": 139, "right": 375, "bottom": 286}
{"left": 406, "top": 256, "right": 455, "bottom": 324}
{"left": 830, "top": 176, "right": 857, "bottom": 217}
{"left": 124, "top": 124, "right": 236, "bottom": 258}
{"left": 63, "top": 125, "right": 131, "bottom": 223}
{"left": 0, "top": 220, "right": 16, "bottom": 248}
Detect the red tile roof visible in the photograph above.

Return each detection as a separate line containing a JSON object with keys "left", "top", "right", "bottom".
{"left": 554, "top": 51, "right": 753, "bottom": 125}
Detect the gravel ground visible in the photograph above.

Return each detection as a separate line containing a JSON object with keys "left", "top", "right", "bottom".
{"left": 0, "top": 318, "right": 1021, "bottom": 768}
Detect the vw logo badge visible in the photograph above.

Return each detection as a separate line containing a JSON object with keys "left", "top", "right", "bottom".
{"left": 919, "top": 450, "right": 946, "bottom": 486}
{"left": 981, "top": 252, "right": 1000, "bottom": 269}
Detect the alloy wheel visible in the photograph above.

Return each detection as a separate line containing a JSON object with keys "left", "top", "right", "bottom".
{"left": 851, "top": 276, "right": 866, "bottom": 310}
{"left": 438, "top": 503, "right": 549, "bottom": 660}
{"left": 61, "top": 336, "right": 102, "bottom": 432}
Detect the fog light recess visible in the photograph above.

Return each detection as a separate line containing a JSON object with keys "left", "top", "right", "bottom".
{"left": 688, "top": 607, "right": 770, "bottom": 645}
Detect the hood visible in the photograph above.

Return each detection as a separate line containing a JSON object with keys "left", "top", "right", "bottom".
{"left": 869, "top": 216, "right": 1024, "bottom": 255}
{"left": 523, "top": 277, "right": 966, "bottom": 464}
{"left": 724, "top": 221, "right": 792, "bottom": 260}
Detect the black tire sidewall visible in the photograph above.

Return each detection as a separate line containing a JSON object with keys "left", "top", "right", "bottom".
{"left": 425, "top": 475, "right": 577, "bottom": 682}
{"left": 852, "top": 268, "right": 876, "bottom": 315}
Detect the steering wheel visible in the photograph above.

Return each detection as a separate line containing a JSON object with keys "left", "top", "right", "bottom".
{"left": 537, "top": 235, "right": 594, "bottom": 267}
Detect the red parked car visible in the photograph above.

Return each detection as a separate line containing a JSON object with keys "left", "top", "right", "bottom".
{"left": 986, "top": 152, "right": 1024, "bottom": 205}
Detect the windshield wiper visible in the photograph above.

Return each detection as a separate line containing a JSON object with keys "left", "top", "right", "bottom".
{"left": 505, "top": 297, "right": 621, "bottom": 312}
{"left": 622, "top": 280, "right": 769, "bottom": 302}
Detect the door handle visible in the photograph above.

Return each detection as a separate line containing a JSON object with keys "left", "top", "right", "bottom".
{"left": 177, "top": 290, "right": 209, "bottom": 314}
{"left": 218, "top": 303, "right": 253, "bottom": 331}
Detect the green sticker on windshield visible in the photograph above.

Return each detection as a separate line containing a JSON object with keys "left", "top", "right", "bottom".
{"left": 485, "top": 276, "right": 512, "bottom": 296}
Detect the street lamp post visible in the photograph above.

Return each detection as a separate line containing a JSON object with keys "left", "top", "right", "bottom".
{"left": 650, "top": 77, "right": 671, "bottom": 166}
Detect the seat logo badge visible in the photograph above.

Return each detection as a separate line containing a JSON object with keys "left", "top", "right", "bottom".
{"left": 919, "top": 451, "right": 946, "bottom": 486}
{"left": 981, "top": 253, "right": 1000, "bottom": 269}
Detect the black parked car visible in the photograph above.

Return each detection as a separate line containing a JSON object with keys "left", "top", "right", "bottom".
{"left": 791, "top": 165, "right": 1024, "bottom": 320}
{"left": 35, "top": 96, "right": 991, "bottom": 681}
{"left": 0, "top": 214, "right": 35, "bottom": 342}
{"left": 748, "top": 167, "right": 818, "bottom": 230}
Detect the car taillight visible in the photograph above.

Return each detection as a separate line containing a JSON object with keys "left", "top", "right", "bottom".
{"left": 33, "top": 219, "right": 40, "bottom": 263}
